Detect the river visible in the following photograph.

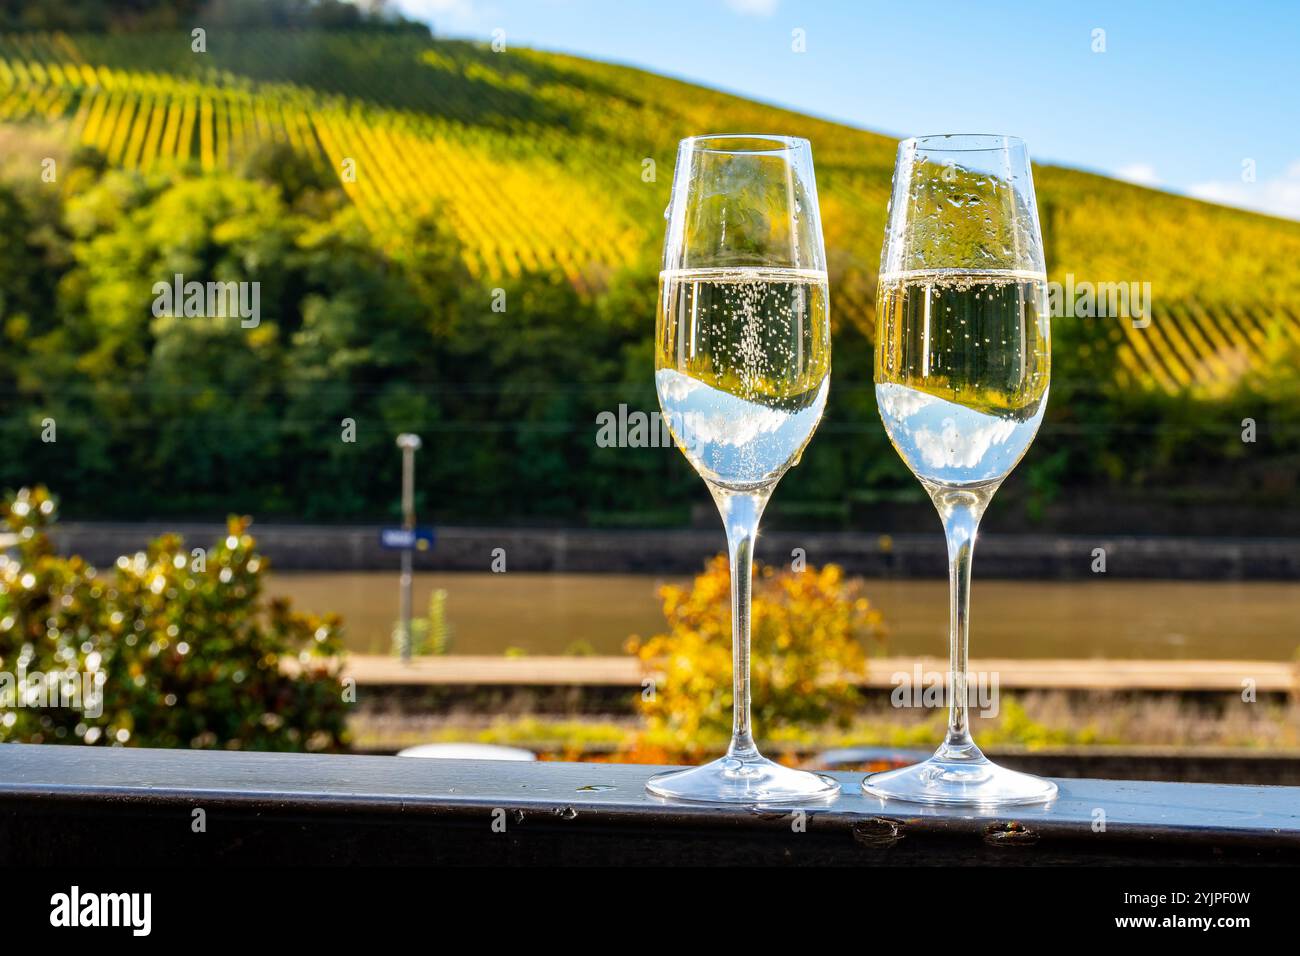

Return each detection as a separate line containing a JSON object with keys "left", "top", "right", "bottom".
{"left": 267, "top": 572, "right": 1300, "bottom": 660}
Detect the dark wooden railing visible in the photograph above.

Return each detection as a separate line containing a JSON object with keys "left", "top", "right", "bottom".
{"left": 1, "top": 744, "right": 1297, "bottom": 865}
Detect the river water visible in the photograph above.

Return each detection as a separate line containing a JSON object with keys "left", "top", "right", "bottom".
{"left": 267, "top": 572, "right": 1300, "bottom": 660}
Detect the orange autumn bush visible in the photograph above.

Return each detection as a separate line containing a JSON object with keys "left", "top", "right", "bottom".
{"left": 626, "top": 555, "right": 886, "bottom": 759}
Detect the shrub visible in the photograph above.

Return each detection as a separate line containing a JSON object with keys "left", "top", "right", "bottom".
{"left": 0, "top": 486, "right": 348, "bottom": 751}
{"left": 393, "top": 587, "right": 452, "bottom": 656}
{"left": 627, "top": 555, "right": 886, "bottom": 757}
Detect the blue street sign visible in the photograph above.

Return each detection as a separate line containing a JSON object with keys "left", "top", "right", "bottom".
{"left": 379, "top": 526, "right": 436, "bottom": 551}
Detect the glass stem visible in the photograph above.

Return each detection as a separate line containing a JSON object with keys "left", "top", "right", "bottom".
{"left": 932, "top": 486, "right": 993, "bottom": 760}
{"left": 712, "top": 486, "right": 770, "bottom": 760}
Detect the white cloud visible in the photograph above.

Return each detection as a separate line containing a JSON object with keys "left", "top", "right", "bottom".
{"left": 876, "top": 383, "right": 1042, "bottom": 481}
{"left": 724, "top": 0, "right": 780, "bottom": 16}
{"left": 395, "top": 0, "right": 487, "bottom": 31}
{"left": 1188, "top": 160, "right": 1300, "bottom": 221}
{"left": 1115, "top": 163, "right": 1162, "bottom": 187}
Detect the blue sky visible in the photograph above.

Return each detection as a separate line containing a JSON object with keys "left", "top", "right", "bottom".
{"left": 396, "top": 0, "right": 1300, "bottom": 220}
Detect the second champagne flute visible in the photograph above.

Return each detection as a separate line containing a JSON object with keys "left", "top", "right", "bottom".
{"left": 649, "top": 134, "right": 837, "bottom": 804}
{"left": 864, "top": 134, "right": 1056, "bottom": 806}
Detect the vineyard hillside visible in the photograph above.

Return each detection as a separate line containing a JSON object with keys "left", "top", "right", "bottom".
{"left": 2, "top": 29, "right": 1300, "bottom": 397}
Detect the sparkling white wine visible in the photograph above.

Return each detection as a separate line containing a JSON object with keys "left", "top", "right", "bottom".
{"left": 656, "top": 267, "right": 830, "bottom": 490}
{"left": 875, "top": 269, "right": 1050, "bottom": 486}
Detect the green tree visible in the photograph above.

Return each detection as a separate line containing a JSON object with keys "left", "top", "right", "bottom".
{"left": 0, "top": 486, "right": 348, "bottom": 751}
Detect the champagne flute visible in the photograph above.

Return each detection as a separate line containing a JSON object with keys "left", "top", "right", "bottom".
{"left": 648, "top": 134, "right": 837, "bottom": 804}
{"left": 864, "top": 134, "right": 1057, "bottom": 806}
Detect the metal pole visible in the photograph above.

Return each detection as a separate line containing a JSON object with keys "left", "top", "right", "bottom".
{"left": 396, "top": 434, "right": 421, "bottom": 662}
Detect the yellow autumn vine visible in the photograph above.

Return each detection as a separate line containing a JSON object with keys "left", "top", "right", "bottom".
{"left": 627, "top": 555, "right": 886, "bottom": 758}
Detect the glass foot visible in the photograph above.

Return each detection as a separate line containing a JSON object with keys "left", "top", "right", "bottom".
{"left": 862, "top": 748, "right": 1057, "bottom": 807}
{"left": 647, "top": 753, "right": 840, "bottom": 805}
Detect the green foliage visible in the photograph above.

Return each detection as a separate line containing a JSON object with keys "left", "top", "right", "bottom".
{"left": 1, "top": 164, "right": 459, "bottom": 518}
{"left": 0, "top": 486, "right": 348, "bottom": 750}
{"left": 240, "top": 140, "right": 337, "bottom": 209}
{"left": 973, "top": 698, "right": 1106, "bottom": 750}
{"left": 0, "top": 28, "right": 1297, "bottom": 527}
{"left": 0, "top": 155, "right": 705, "bottom": 524}
{"left": 399, "top": 587, "right": 452, "bottom": 657}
